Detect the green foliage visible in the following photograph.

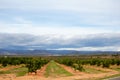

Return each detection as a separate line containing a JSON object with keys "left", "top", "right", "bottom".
{"left": 102, "top": 60, "right": 110, "bottom": 68}
{"left": 116, "top": 59, "right": 120, "bottom": 65}
{"left": 0, "top": 57, "right": 49, "bottom": 74}
{"left": 96, "top": 60, "right": 101, "bottom": 66}
{"left": 26, "top": 58, "right": 48, "bottom": 74}
{"left": 26, "top": 59, "right": 40, "bottom": 74}
{"left": 2, "top": 59, "right": 8, "bottom": 67}
{"left": 55, "top": 56, "right": 120, "bottom": 70}
{"left": 55, "top": 58, "right": 85, "bottom": 72}
{"left": 72, "top": 63, "right": 84, "bottom": 71}
{"left": 0, "top": 57, "right": 29, "bottom": 67}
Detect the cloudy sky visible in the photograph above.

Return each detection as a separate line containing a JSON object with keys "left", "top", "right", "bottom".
{"left": 0, "top": 0, "right": 120, "bottom": 51}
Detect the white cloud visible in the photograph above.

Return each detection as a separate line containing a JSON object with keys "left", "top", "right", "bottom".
{"left": 0, "top": 0, "right": 120, "bottom": 31}
{"left": 14, "top": 17, "right": 32, "bottom": 24}
{"left": 0, "top": 33, "right": 120, "bottom": 51}
{"left": 0, "top": 13, "right": 120, "bottom": 36}
{"left": 0, "top": 0, "right": 119, "bottom": 14}
{"left": 54, "top": 46, "right": 120, "bottom": 51}
{"left": 0, "top": 22, "right": 119, "bottom": 36}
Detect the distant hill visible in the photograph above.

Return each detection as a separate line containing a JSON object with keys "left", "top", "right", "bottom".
{"left": 0, "top": 49, "right": 119, "bottom": 56}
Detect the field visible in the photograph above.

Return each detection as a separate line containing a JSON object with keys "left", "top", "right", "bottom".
{"left": 0, "top": 55, "right": 120, "bottom": 80}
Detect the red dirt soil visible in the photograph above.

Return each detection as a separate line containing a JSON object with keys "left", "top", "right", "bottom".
{"left": 0, "top": 65, "right": 21, "bottom": 71}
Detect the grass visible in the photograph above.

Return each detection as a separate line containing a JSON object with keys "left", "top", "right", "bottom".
{"left": 112, "top": 67, "right": 120, "bottom": 72}
{"left": 96, "top": 67, "right": 120, "bottom": 80}
{"left": 0, "top": 65, "right": 3, "bottom": 68}
{"left": 0, "top": 66, "right": 28, "bottom": 77}
{"left": 0, "top": 70, "right": 11, "bottom": 74}
{"left": 98, "top": 74, "right": 120, "bottom": 80}
{"left": 12, "top": 67, "right": 28, "bottom": 77}
{"left": 84, "top": 67, "right": 106, "bottom": 74}
{"left": 45, "top": 60, "right": 73, "bottom": 77}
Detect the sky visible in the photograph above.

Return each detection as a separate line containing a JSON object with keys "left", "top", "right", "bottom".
{"left": 0, "top": 0, "right": 120, "bottom": 51}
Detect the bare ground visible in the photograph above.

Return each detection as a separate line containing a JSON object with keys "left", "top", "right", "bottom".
{"left": 0, "top": 65, "right": 21, "bottom": 71}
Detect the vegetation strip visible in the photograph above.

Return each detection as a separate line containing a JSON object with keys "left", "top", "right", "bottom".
{"left": 44, "top": 60, "right": 73, "bottom": 77}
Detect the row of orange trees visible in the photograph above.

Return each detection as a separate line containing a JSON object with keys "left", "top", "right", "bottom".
{"left": 0, "top": 57, "right": 49, "bottom": 74}
{"left": 0, "top": 56, "right": 120, "bottom": 73}
{"left": 55, "top": 57, "right": 120, "bottom": 71}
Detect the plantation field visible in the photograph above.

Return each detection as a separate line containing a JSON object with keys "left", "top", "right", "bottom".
{"left": 0, "top": 56, "right": 120, "bottom": 80}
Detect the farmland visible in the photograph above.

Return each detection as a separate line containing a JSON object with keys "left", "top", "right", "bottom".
{"left": 0, "top": 55, "right": 120, "bottom": 80}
